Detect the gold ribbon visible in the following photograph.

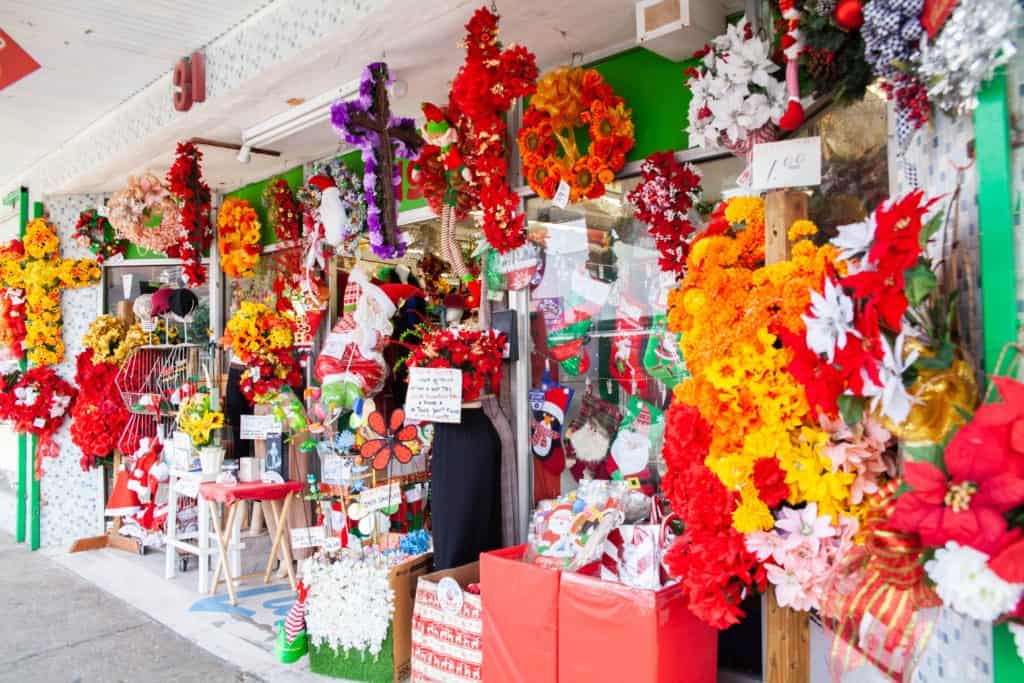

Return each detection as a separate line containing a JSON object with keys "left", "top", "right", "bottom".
{"left": 820, "top": 481, "right": 941, "bottom": 681}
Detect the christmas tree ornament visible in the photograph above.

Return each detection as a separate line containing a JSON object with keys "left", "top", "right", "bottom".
{"left": 834, "top": 0, "right": 864, "bottom": 30}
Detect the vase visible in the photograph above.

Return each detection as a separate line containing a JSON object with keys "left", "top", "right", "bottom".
{"left": 200, "top": 445, "right": 225, "bottom": 476}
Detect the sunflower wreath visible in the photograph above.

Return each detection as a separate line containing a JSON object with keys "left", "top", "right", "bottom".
{"left": 217, "top": 197, "right": 262, "bottom": 279}
{"left": 73, "top": 209, "right": 127, "bottom": 264}
{"left": 518, "top": 66, "right": 634, "bottom": 204}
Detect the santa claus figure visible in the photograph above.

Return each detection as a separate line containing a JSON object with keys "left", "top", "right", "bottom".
{"left": 307, "top": 174, "right": 347, "bottom": 248}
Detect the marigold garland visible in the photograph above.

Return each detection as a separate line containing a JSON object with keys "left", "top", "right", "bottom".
{"left": 107, "top": 173, "right": 184, "bottom": 254}
{"left": 0, "top": 219, "right": 100, "bottom": 367}
{"left": 217, "top": 198, "right": 262, "bottom": 279}
{"left": 167, "top": 141, "right": 213, "bottom": 286}
{"left": 519, "top": 66, "right": 634, "bottom": 203}
{"left": 73, "top": 209, "right": 127, "bottom": 264}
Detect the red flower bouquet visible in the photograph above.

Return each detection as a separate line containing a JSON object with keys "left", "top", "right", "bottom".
{"left": 71, "top": 348, "right": 130, "bottom": 471}
{"left": 0, "top": 366, "right": 76, "bottom": 477}
{"left": 167, "top": 141, "right": 213, "bottom": 286}
{"left": 405, "top": 327, "right": 505, "bottom": 403}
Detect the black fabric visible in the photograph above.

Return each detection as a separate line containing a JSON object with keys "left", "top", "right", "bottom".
{"left": 431, "top": 408, "right": 502, "bottom": 570}
{"left": 224, "top": 364, "right": 252, "bottom": 460}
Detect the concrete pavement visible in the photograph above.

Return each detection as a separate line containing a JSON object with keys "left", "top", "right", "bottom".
{"left": 0, "top": 532, "right": 257, "bottom": 683}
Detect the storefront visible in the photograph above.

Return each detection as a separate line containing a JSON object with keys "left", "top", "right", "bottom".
{"left": 2, "top": 1, "right": 1024, "bottom": 681}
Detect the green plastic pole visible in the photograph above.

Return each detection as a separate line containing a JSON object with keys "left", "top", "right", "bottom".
{"left": 974, "top": 68, "right": 1018, "bottom": 376}
{"left": 15, "top": 188, "right": 28, "bottom": 544}
{"left": 28, "top": 201, "right": 43, "bottom": 551}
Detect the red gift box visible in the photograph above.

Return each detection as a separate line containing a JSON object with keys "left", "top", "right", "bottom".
{"left": 558, "top": 573, "right": 717, "bottom": 682}
{"left": 480, "top": 545, "right": 560, "bottom": 683}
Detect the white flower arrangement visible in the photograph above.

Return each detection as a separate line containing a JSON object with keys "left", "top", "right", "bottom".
{"left": 686, "top": 20, "right": 788, "bottom": 150}
{"left": 302, "top": 556, "right": 395, "bottom": 657}
{"left": 924, "top": 542, "right": 1024, "bottom": 622}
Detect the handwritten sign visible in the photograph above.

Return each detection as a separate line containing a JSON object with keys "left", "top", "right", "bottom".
{"left": 290, "top": 526, "right": 326, "bottom": 549}
{"left": 239, "top": 414, "right": 282, "bottom": 440}
{"left": 405, "top": 367, "right": 462, "bottom": 423}
{"left": 359, "top": 481, "right": 403, "bottom": 513}
{"left": 751, "top": 136, "right": 822, "bottom": 191}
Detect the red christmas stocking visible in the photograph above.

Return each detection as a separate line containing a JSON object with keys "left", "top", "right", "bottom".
{"left": 609, "top": 298, "right": 649, "bottom": 396}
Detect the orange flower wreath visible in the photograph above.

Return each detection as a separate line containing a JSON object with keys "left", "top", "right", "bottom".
{"left": 518, "top": 66, "right": 634, "bottom": 203}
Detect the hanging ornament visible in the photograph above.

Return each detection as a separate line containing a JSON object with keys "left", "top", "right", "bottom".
{"left": 833, "top": 0, "right": 864, "bottom": 30}
{"left": 778, "top": 0, "right": 806, "bottom": 131}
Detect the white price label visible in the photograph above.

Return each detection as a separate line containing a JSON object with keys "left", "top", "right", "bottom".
{"left": 121, "top": 273, "right": 134, "bottom": 299}
{"left": 751, "top": 136, "right": 822, "bottom": 191}
{"left": 405, "top": 367, "right": 462, "bottom": 424}
{"left": 359, "top": 481, "right": 402, "bottom": 513}
{"left": 290, "top": 526, "right": 327, "bottom": 549}
{"left": 552, "top": 180, "right": 571, "bottom": 209}
{"left": 239, "top": 414, "right": 281, "bottom": 440}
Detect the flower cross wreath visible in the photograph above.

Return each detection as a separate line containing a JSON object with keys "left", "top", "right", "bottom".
{"left": 331, "top": 62, "right": 423, "bottom": 259}
{"left": 0, "top": 218, "right": 100, "bottom": 366}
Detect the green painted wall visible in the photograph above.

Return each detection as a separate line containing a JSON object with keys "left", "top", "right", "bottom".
{"left": 588, "top": 47, "right": 694, "bottom": 161}
{"left": 224, "top": 165, "right": 305, "bottom": 245}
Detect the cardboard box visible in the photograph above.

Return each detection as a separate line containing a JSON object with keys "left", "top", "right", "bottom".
{"left": 308, "top": 552, "right": 433, "bottom": 682}
{"left": 412, "top": 561, "right": 483, "bottom": 682}
{"left": 481, "top": 545, "right": 560, "bottom": 683}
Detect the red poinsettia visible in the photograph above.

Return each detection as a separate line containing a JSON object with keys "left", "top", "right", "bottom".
{"left": 866, "top": 190, "right": 939, "bottom": 273}
{"left": 778, "top": 327, "right": 844, "bottom": 418}
{"left": 890, "top": 422, "right": 1024, "bottom": 554}
{"left": 973, "top": 376, "right": 1024, "bottom": 475}
{"left": 405, "top": 327, "right": 505, "bottom": 402}
{"left": 359, "top": 408, "right": 420, "bottom": 470}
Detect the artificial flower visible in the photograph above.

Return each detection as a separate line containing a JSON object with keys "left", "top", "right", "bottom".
{"left": 262, "top": 177, "right": 301, "bottom": 243}
{"left": 70, "top": 348, "right": 129, "bottom": 470}
{"left": 302, "top": 556, "right": 395, "bottom": 657}
{"left": 73, "top": 209, "right": 127, "bottom": 264}
{"left": 0, "top": 366, "right": 76, "bottom": 477}
{"left": 107, "top": 173, "right": 184, "bottom": 253}
{"left": 217, "top": 198, "right": 262, "bottom": 279}
{"left": 177, "top": 392, "right": 224, "bottom": 448}
{"left": 627, "top": 151, "right": 702, "bottom": 275}
{"left": 821, "top": 415, "right": 889, "bottom": 506}
{"left": 925, "top": 542, "right": 1024, "bottom": 621}
{"left": 803, "top": 274, "right": 855, "bottom": 363}
{"left": 404, "top": 326, "right": 505, "bottom": 402}
{"left": 167, "top": 141, "right": 213, "bottom": 286}
{"left": 861, "top": 332, "right": 918, "bottom": 424}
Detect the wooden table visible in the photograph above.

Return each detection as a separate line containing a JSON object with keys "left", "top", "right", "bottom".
{"left": 198, "top": 480, "right": 305, "bottom": 605}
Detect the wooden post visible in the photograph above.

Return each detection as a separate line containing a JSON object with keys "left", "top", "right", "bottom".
{"left": 764, "top": 188, "right": 810, "bottom": 683}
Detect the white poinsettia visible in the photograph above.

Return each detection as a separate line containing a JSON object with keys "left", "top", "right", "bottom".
{"left": 862, "top": 333, "right": 918, "bottom": 424}
{"left": 14, "top": 386, "right": 38, "bottom": 407}
{"left": 803, "top": 277, "right": 856, "bottom": 362}
{"left": 924, "top": 542, "right": 1024, "bottom": 622}
{"left": 831, "top": 216, "right": 877, "bottom": 265}
{"left": 302, "top": 556, "right": 395, "bottom": 657}
{"left": 686, "top": 19, "right": 788, "bottom": 150}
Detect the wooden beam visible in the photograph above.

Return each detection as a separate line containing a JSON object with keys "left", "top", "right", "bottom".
{"left": 763, "top": 188, "right": 810, "bottom": 683}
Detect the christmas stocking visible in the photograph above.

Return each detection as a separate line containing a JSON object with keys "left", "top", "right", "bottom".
{"left": 545, "top": 267, "right": 611, "bottom": 376}
{"left": 609, "top": 298, "right": 649, "bottom": 396}
{"left": 531, "top": 374, "right": 574, "bottom": 476}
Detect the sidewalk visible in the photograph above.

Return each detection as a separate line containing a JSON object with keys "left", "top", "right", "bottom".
{"left": 0, "top": 531, "right": 254, "bottom": 682}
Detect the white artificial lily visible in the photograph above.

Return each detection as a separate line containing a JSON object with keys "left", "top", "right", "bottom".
{"left": 832, "top": 216, "right": 877, "bottom": 264}
{"left": 802, "top": 277, "right": 856, "bottom": 363}
{"left": 861, "top": 333, "right": 919, "bottom": 424}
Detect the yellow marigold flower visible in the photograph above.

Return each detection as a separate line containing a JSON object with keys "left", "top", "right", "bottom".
{"left": 787, "top": 219, "right": 818, "bottom": 241}
{"left": 723, "top": 196, "right": 765, "bottom": 228}
{"left": 732, "top": 492, "right": 776, "bottom": 533}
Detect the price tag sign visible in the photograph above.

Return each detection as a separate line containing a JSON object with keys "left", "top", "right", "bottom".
{"left": 552, "top": 180, "right": 571, "bottom": 209}
{"left": 177, "top": 478, "right": 200, "bottom": 498}
{"left": 751, "top": 136, "right": 822, "bottom": 191}
{"left": 405, "top": 367, "right": 462, "bottom": 423}
{"left": 359, "top": 481, "right": 403, "bottom": 513}
{"left": 121, "top": 273, "right": 134, "bottom": 299}
{"left": 239, "top": 414, "right": 282, "bottom": 440}
{"left": 290, "top": 526, "right": 327, "bottom": 549}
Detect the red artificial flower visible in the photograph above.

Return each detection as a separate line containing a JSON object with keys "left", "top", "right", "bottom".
{"left": 973, "top": 376, "right": 1024, "bottom": 475}
{"left": 167, "top": 141, "right": 212, "bottom": 287}
{"left": 777, "top": 328, "right": 844, "bottom": 418}
{"left": 990, "top": 536, "right": 1024, "bottom": 583}
{"left": 753, "top": 457, "right": 790, "bottom": 508}
{"left": 832, "top": 302, "right": 884, "bottom": 394}
{"left": 359, "top": 408, "right": 420, "bottom": 470}
{"left": 890, "top": 424, "right": 1024, "bottom": 554}
{"left": 866, "top": 190, "right": 939, "bottom": 274}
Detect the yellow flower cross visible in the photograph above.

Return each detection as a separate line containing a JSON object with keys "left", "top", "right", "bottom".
{"left": 0, "top": 218, "right": 100, "bottom": 366}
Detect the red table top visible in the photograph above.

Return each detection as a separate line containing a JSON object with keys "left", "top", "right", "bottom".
{"left": 199, "top": 480, "right": 304, "bottom": 504}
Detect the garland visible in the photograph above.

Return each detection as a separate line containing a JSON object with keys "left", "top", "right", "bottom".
{"left": 71, "top": 348, "right": 129, "bottom": 471}
{"left": 217, "top": 198, "right": 262, "bottom": 279}
{"left": 73, "top": 209, "right": 127, "bottom": 264}
{"left": 263, "top": 178, "right": 301, "bottom": 243}
{"left": 0, "top": 219, "right": 100, "bottom": 366}
{"left": 221, "top": 301, "right": 302, "bottom": 402}
{"left": 626, "top": 152, "right": 702, "bottom": 275}
{"left": 791, "top": 1, "right": 872, "bottom": 104}
{"left": 167, "top": 141, "right": 213, "bottom": 286}
{"left": 0, "top": 240, "right": 26, "bottom": 359}
{"left": 331, "top": 62, "right": 422, "bottom": 259}
{"left": 445, "top": 6, "right": 538, "bottom": 252}
{"left": 518, "top": 66, "right": 634, "bottom": 204}
{"left": 0, "top": 366, "right": 76, "bottom": 478}
{"left": 107, "top": 173, "right": 184, "bottom": 254}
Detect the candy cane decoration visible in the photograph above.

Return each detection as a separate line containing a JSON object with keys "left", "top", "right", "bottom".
{"left": 440, "top": 203, "right": 470, "bottom": 280}
{"left": 778, "top": 0, "right": 806, "bottom": 131}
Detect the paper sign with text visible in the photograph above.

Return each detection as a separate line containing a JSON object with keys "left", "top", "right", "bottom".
{"left": 751, "top": 136, "right": 822, "bottom": 191}
{"left": 239, "top": 414, "right": 282, "bottom": 440}
{"left": 405, "top": 367, "right": 463, "bottom": 423}
{"left": 290, "top": 526, "right": 326, "bottom": 549}
{"left": 359, "top": 481, "right": 403, "bottom": 513}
